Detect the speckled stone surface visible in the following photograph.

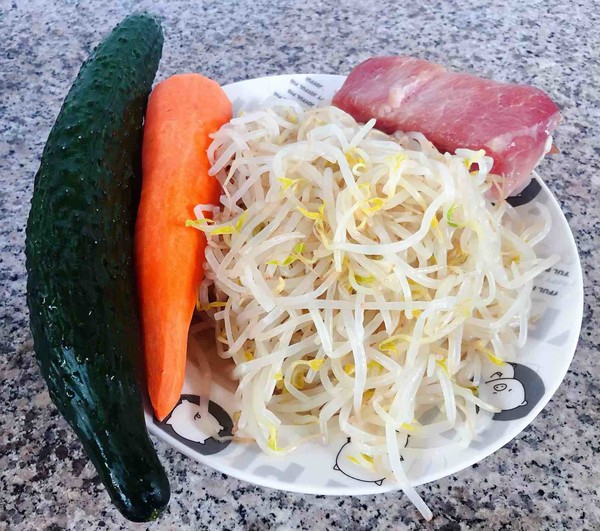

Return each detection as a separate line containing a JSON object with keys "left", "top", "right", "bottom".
{"left": 1, "top": 0, "right": 599, "bottom": 529}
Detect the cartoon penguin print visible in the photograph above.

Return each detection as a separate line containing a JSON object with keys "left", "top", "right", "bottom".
{"left": 155, "top": 394, "right": 234, "bottom": 455}
{"left": 166, "top": 398, "right": 224, "bottom": 444}
{"left": 506, "top": 177, "right": 542, "bottom": 207}
{"left": 333, "top": 436, "right": 410, "bottom": 486}
{"left": 333, "top": 438, "right": 385, "bottom": 486}
{"left": 478, "top": 362, "right": 545, "bottom": 421}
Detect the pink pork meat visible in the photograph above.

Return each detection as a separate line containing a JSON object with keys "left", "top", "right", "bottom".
{"left": 332, "top": 56, "right": 561, "bottom": 198}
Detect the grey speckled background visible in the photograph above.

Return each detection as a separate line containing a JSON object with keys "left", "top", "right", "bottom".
{"left": 1, "top": 0, "right": 599, "bottom": 529}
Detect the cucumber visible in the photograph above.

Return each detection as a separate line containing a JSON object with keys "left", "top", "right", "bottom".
{"left": 25, "top": 13, "right": 169, "bottom": 522}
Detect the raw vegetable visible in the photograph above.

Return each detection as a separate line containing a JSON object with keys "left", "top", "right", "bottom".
{"left": 25, "top": 13, "right": 169, "bottom": 522}
{"left": 192, "top": 103, "right": 559, "bottom": 520}
{"left": 135, "top": 73, "right": 232, "bottom": 421}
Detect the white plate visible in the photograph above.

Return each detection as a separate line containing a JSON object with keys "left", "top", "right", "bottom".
{"left": 145, "top": 74, "right": 584, "bottom": 495}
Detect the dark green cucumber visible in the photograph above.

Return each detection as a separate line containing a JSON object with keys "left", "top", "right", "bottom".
{"left": 25, "top": 13, "right": 169, "bottom": 522}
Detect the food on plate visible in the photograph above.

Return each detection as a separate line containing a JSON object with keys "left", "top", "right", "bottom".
{"left": 332, "top": 56, "right": 560, "bottom": 198}
{"left": 25, "top": 14, "right": 169, "bottom": 522}
{"left": 135, "top": 73, "right": 232, "bottom": 421}
{"left": 189, "top": 102, "right": 559, "bottom": 519}
{"left": 26, "top": 26, "right": 565, "bottom": 520}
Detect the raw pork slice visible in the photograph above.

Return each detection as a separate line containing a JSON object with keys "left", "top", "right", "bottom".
{"left": 332, "top": 56, "right": 561, "bottom": 197}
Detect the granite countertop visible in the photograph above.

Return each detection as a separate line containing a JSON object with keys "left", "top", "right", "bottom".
{"left": 1, "top": 0, "right": 599, "bottom": 529}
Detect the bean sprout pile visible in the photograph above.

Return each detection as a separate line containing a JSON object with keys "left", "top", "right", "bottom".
{"left": 189, "top": 102, "right": 558, "bottom": 518}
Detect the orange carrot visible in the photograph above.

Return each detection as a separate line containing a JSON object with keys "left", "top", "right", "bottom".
{"left": 135, "top": 73, "right": 232, "bottom": 421}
